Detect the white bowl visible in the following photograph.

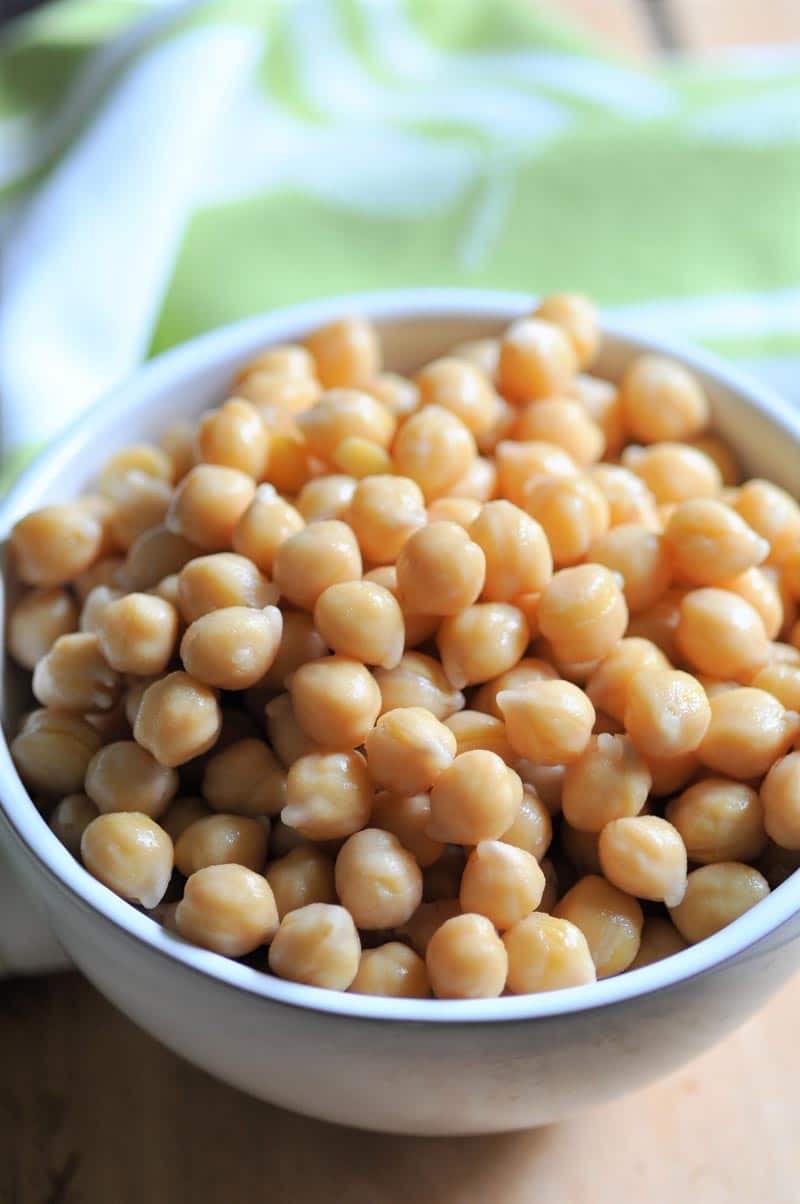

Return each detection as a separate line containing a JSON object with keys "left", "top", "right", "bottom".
{"left": 2, "top": 289, "right": 800, "bottom": 1136}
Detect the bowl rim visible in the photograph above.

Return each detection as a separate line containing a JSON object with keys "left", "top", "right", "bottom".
{"left": 2, "top": 285, "right": 800, "bottom": 1025}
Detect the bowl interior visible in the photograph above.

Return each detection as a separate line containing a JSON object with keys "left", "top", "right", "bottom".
{"left": 1, "top": 288, "right": 800, "bottom": 1023}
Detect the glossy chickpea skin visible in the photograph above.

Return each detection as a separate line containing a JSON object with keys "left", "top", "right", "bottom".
{"left": 437, "top": 603, "right": 529, "bottom": 689}
{"left": 427, "top": 750, "right": 523, "bottom": 843}
{"left": 304, "top": 316, "right": 380, "bottom": 389}
{"left": 134, "top": 671, "right": 222, "bottom": 768}
{"left": 502, "top": 786, "right": 553, "bottom": 861}
{"left": 177, "top": 864, "right": 279, "bottom": 957}
{"left": 8, "top": 587, "right": 79, "bottom": 670}
{"left": 265, "top": 693, "right": 321, "bottom": 767}
{"left": 350, "top": 943, "right": 430, "bottom": 998}
{"left": 495, "top": 439, "right": 577, "bottom": 509}
{"left": 174, "top": 813, "right": 268, "bottom": 876}
{"left": 415, "top": 357, "right": 499, "bottom": 439}
{"left": 335, "top": 828, "right": 422, "bottom": 929}
{"left": 365, "top": 707, "right": 456, "bottom": 795}
{"left": 667, "top": 778, "right": 767, "bottom": 863}
{"left": 624, "top": 668, "right": 710, "bottom": 758}
{"left": 733, "top": 479, "right": 800, "bottom": 565}
{"left": 498, "top": 681, "right": 595, "bottom": 766}
{"left": 313, "top": 580, "right": 404, "bottom": 669}
{"left": 598, "top": 816, "right": 688, "bottom": 907}
{"left": 272, "top": 521, "right": 362, "bottom": 611}
{"left": 81, "top": 812, "right": 173, "bottom": 909}
{"left": 588, "top": 525, "right": 671, "bottom": 614}
{"left": 259, "top": 610, "right": 327, "bottom": 692}
{"left": 160, "top": 796, "right": 211, "bottom": 843}
{"left": 203, "top": 739, "right": 287, "bottom": 817}
{"left": 669, "top": 863, "right": 769, "bottom": 944}
{"left": 626, "top": 443, "right": 721, "bottom": 504}
{"left": 392, "top": 406, "right": 476, "bottom": 501}
{"left": 178, "top": 553, "right": 276, "bottom": 622}
{"left": 523, "top": 475, "right": 609, "bottom": 567}
{"left": 33, "top": 632, "right": 120, "bottom": 712}
{"left": 180, "top": 605, "right": 282, "bottom": 690}
{"left": 289, "top": 656, "right": 381, "bottom": 749}
{"left": 473, "top": 658, "right": 558, "bottom": 719}
{"left": 11, "top": 503, "right": 104, "bottom": 586}
{"left": 562, "top": 734, "right": 651, "bottom": 832}
{"left": 504, "top": 913, "right": 596, "bottom": 994}
{"left": 397, "top": 898, "right": 461, "bottom": 956}
{"left": 629, "top": 917, "right": 688, "bottom": 969}
{"left": 231, "top": 486, "right": 304, "bottom": 574}
{"left": 459, "top": 840, "right": 545, "bottom": 930}
{"left": 369, "top": 792, "right": 443, "bottom": 868}
{"left": 12, "top": 711, "right": 102, "bottom": 796}
{"left": 269, "top": 902, "right": 361, "bottom": 990}
{"left": 555, "top": 876, "right": 643, "bottom": 978}
{"left": 426, "top": 914, "right": 508, "bottom": 999}
{"left": 444, "top": 711, "right": 515, "bottom": 764}
{"left": 373, "top": 652, "right": 464, "bottom": 719}
{"left": 534, "top": 293, "right": 600, "bottom": 368}
{"left": 166, "top": 464, "right": 255, "bottom": 550}
{"left": 761, "top": 753, "right": 800, "bottom": 850}
{"left": 512, "top": 399, "right": 604, "bottom": 466}
{"left": 282, "top": 751, "right": 373, "bottom": 840}
{"left": 85, "top": 740, "right": 178, "bottom": 818}
{"left": 677, "top": 589, "right": 771, "bottom": 682}
{"left": 49, "top": 794, "right": 99, "bottom": 857}
{"left": 538, "top": 564, "right": 627, "bottom": 664}
{"left": 664, "top": 499, "right": 767, "bottom": 586}
{"left": 195, "top": 398, "right": 269, "bottom": 479}
{"left": 620, "top": 355, "right": 708, "bottom": 444}
{"left": 468, "top": 500, "right": 552, "bottom": 602}
{"left": 497, "top": 317, "right": 578, "bottom": 402}
{"left": 99, "top": 592, "right": 178, "bottom": 676}
{"left": 345, "top": 474, "right": 427, "bottom": 565}
{"left": 396, "top": 522, "right": 485, "bottom": 616}
{"left": 697, "top": 688, "right": 800, "bottom": 780}
{"left": 265, "top": 845, "right": 337, "bottom": 919}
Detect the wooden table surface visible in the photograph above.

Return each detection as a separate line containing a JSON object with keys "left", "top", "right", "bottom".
{"left": 4, "top": 3, "right": 800, "bottom": 1202}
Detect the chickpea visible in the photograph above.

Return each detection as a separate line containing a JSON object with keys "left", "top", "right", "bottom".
{"left": 761, "top": 753, "right": 800, "bottom": 850}
{"left": 260, "top": 611, "right": 328, "bottom": 691}
{"left": 11, "top": 503, "right": 104, "bottom": 587}
{"left": 8, "top": 587, "right": 79, "bottom": 670}
{"left": 96, "top": 592, "right": 178, "bottom": 677}
{"left": 676, "top": 589, "right": 770, "bottom": 681}
{"left": 296, "top": 476, "right": 355, "bottom": 524}
{"left": 84, "top": 740, "right": 177, "bottom": 817}
{"left": 495, "top": 439, "right": 577, "bottom": 509}
{"left": 629, "top": 917, "right": 688, "bottom": 969}
{"left": 626, "top": 442, "right": 721, "bottom": 504}
{"left": 195, "top": 398, "right": 269, "bottom": 480}
{"left": 667, "top": 778, "right": 767, "bottom": 863}
{"left": 625, "top": 589, "right": 684, "bottom": 662}
{"left": 427, "top": 497, "right": 483, "bottom": 528}
{"left": 459, "top": 840, "right": 545, "bottom": 930}
{"left": 160, "top": 421, "right": 196, "bottom": 481}
{"left": 237, "top": 342, "right": 315, "bottom": 383}
{"left": 427, "top": 750, "right": 523, "bottom": 843}
{"left": 624, "top": 668, "right": 710, "bottom": 758}
{"left": 12, "top": 710, "right": 101, "bottom": 795}
{"left": 498, "top": 317, "right": 577, "bottom": 402}
{"left": 350, "top": 943, "right": 430, "bottom": 998}
{"left": 664, "top": 501, "right": 768, "bottom": 590}
{"left": 620, "top": 354, "right": 708, "bottom": 443}
{"left": 422, "top": 845, "right": 467, "bottom": 901}
{"left": 498, "top": 680, "right": 595, "bottom": 765}
{"left": 364, "top": 708, "right": 455, "bottom": 797}
{"left": 698, "top": 687, "right": 800, "bottom": 779}
{"left": 178, "top": 552, "right": 276, "bottom": 622}
{"left": 562, "top": 734, "right": 651, "bottom": 832}
{"left": 264, "top": 693, "right": 321, "bottom": 767}
{"left": 555, "top": 875, "right": 642, "bottom": 978}
{"left": 392, "top": 405, "right": 476, "bottom": 501}
{"left": 370, "top": 791, "right": 444, "bottom": 868}
{"left": 468, "top": 500, "right": 552, "bottom": 602}
{"left": 598, "top": 816, "right": 687, "bottom": 906}
{"left": 561, "top": 820, "right": 602, "bottom": 876}
{"left": 397, "top": 898, "right": 461, "bottom": 956}
{"left": 264, "top": 845, "right": 336, "bottom": 919}
{"left": 32, "top": 632, "right": 120, "bottom": 712}
{"left": 268, "top": 902, "right": 361, "bottom": 989}
{"left": 160, "top": 796, "right": 211, "bottom": 843}
{"left": 444, "top": 711, "right": 515, "bottom": 763}
{"left": 73, "top": 555, "right": 125, "bottom": 600}
{"left": 304, "top": 316, "right": 380, "bottom": 388}
{"left": 203, "top": 738, "right": 287, "bottom": 817}
{"left": 587, "top": 642, "right": 669, "bottom": 730}
{"left": 134, "top": 671, "right": 221, "bottom": 768}
{"left": 513, "top": 399, "right": 604, "bottom": 466}
{"left": 646, "top": 750, "right": 700, "bottom": 798}
{"left": 534, "top": 293, "right": 600, "bottom": 368}
{"left": 537, "top": 564, "right": 627, "bottom": 667}
{"left": 265, "top": 819, "right": 307, "bottom": 860}
{"left": 588, "top": 464, "right": 658, "bottom": 528}
{"left": 231, "top": 486, "right": 304, "bottom": 575}
{"left": 313, "top": 580, "right": 404, "bottom": 669}
{"left": 121, "top": 525, "right": 199, "bottom": 592}
{"left": 689, "top": 433, "right": 740, "bottom": 486}
{"left": 669, "top": 862, "right": 769, "bottom": 944}
{"left": 101, "top": 470, "right": 171, "bottom": 550}
{"left": 81, "top": 812, "right": 173, "bottom": 909}
{"left": 98, "top": 444, "right": 173, "bottom": 491}
{"left": 272, "top": 521, "right": 362, "bottom": 611}
{"left": 166, "top": 464, "right": 255, "bottom": 550}
{"left": 569, "top": 375, "right": 626, "bottom": 459}
{"left": 589, "top": 525, "right": 672, "bottom": 615}
{"left": 282, "top": 751, "right": 372, "bottom": 840}
{"left": 751, "top": 663, "right": 800, "bottom": 712}
{"left": 733, "top": 479, "right": 800, "bottom": 565}
{"left": 180, "top": 605, "right": 282, "bottom": 690}
{"left": 335, "top": 829, "right": 422, "bottom": 928}
{"left": 427, "top": 913, "right": 508, "bottom": 999}
{"left": 437, "top": 603, "right": 529, "bottom": 690}
{"left": 262, "top": 430, "right": 314, "bottom": 495}
{"left": 721, "top": 567, "right": 784, "bottom": 640}
{"left": 528, "top": 474, "right": 611, "bottom": 567}
{"left": 79, "top": 584, "right": 123, "bottom": 637}
{"left": 533, "top": 640, "right": 601, "bottom": 687}
{"left": 297, "top": 390, "right": 395, "bottom": 463}
{"left": 501, "top": 786, "right": 553, "bottom": 861}
{"left": 366, "top": 371, "right": 420, "bottom": 418}
{"left": 770, "top": 641, "right": 800, "bottom": 667}
{"left": 49, "top": 794, "right": 99, "bottom": 857}
{"left": 415, "top": 357, "right": 499, "bottom": 439}
{"left": 177, "top": 863, "right": 279, "bottom": 957}
{"left": 290, "top": 656, "right": 380, "bottom": 749}
{"left": 396, "top": 522, "right": 485, "bottom": 616}
{"left": 345, "top": 475, "right": 426, "bottom": 565}
{"left": 373, "top": 651, "right": 464, "bottom": 719}
{"left": 504, "top": 913, "right": 596, "bottom": 993}
{"left": 473, "top": 658, "right": 558, "bottom": 719}
{"left": 174, "top": 813, "right": 268, "bottom": 876}
{"left": 446, "top": 455, "right": 497, "bottom": 505}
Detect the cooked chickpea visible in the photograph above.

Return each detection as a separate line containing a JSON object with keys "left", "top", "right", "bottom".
{"left": 159, "top": 421, "right": 196, "bottom": 481}
{"left": 177, "top": 863, "right": 278, "bottom": 957}
{"left": 134, "top": 671, "right": 221, "bottom": 768}
{"left": 290, "top": 656, "right": 381, "bottom": 748}
{"left": 73, "top": 555, "right": 125, "bottom": 600}
{"left": 180, "top": 605, "right": 282, "bottom": 690}
{"left": 664, "top": 500, "right": 768, "bottom": 589}
{"left": 525, "top": 475, "right": 610, "bottom": 567}
{"left": 422, "top": 845, "right": 467, "bottom": 901}
{"left": 350, "top": 943, "right": 430, "bottom": 998}
{"left": 313, "top": 580, "right": 404, "bottom": 669}
{"left": 427, "top": 497, "right": 483, "bottom": 527}
{"left": 625, "top": 588, "right": 684, "bottom": 662}
{"left": 8, "top": 587, "right": 79, "bottom": 669}
{"left": 761, "top": 753, "right": 800, "bottom": 850}
{"left": 397, "top": 898, "right": 461, "bottom": 956}
{"left": 498, "top": 317, "right": 577, "bottom": 402}
{"left": 12, "top": 710, "right": 101, "bottom": 795}
{"left": 495, "top": 440, "right": 577, "bottom": 509}
{"left": 534, "top": 293, "right": 600, "bottom": 368}
{"left": 459, "top": 840, "right": 544, "bottom": 930}
{"left": 335, "top": 828, "right": 422, "bottom": 928}
{"left": 437, "top": 603, "right": 529, "bottom": 690}
{"left": 101, "top": 470, "right": 172, "bottom": 550}
{"left": 626, "top": 442, "right": 721, "bottom": 504}
{"left": 468, "top": 500, "right": 552, "bottom": 602}
{"left": 396, "top": 522, "right": 485, "bottom": 616}
{"left": 624, "top": 668, "right": 710, "bottom": 758}
{"left": 620, "top": 355, "right": 708, "bottom": 443}
{"left": 501, "top": 786, "right": 553, "bottom": 861}
{"left": 282, "top": 751, "right": 372, "bottom": 839}
{"left": 473, "top": 658, "right": 558, "bottom": 719}
{"left": 498, "top": 680, "right": 595, "bottom": 765}
{"left": 297, "top": 390, "right": 395, "bottom": 463}
{"left": 415, "top": 357, "right": 499, "bottom": 439}
{"left": 231, "top": 486, "right": 304, "bottom": 574}
{"left": 265, "top": 693, "right": 321, "bottom": 767}
{"left": 667, "top": 778, "right": 767, "bottom": 863}
{"left": 646, "top": 750, "right": 700, "bottom": 798}
{"left": 259, "top": 611, "right": 327, "bottom": 692}
{"left": 304, "top": 316, "right": 380, "bottom": 388}
{"left": 265, "top": 845, "right": 336, "bottom": 919}
{"left": 272, "top": 521, "right": 362, "bottom": 611}
{"left": 366, "top": 371, "right": 419, "bottom": 418}
{"left": 733, "top": 479, "right": 800, "bottom": 564}
{"left": 561, "top": 820, "right": 602, "bottom": 875}
{"left": 98, "top": 444, "right": 173, "bottom": 491}
{"left": 160, "top": 795, "right": 211, "bottom": 843}
{"left": 262, "top": 430, "right": 314, "bottom": 494}
{"left": 178, "top": 552, "right": 275, "bottom": 622}
{"left": 49, "top": 794, "right": 99, "bottom": 857}
{"left": 364, "top": 707, "right": 455, "bottom": 795}
{"left": 569, "top": 375, "right": 625, "bottom": 459}
{"left": 79, "top": 584, "right": 123, "bottom": 636}
{"left": 166, "top": 464, "right": 255, "bottom": 550}
{"left": 237, "top": 342, "right": 315, "bottom": 383}
{"left": 698, "top": 687, "right": 800, "bottom": 779}
{"left": 676, "top": 588, "right": 770, "bottom": 681}
{"left": 589, "top": 525, "right": 671, "bottom": 615}
{"left": 269, "top": 902, "right": 361, "bottom": 989}
{"left": 427, "top": 750, "right": 523, "bottom": 843}
{"left": 203, "top": 738, "right": 287, "bottom": 817}
{"left": 81, "top": 812, "right": 173, "bottom": 909}
{"left": 373, "top": 651, "right": 464, "bottom": 719}
{"left": 669, "top": 862, "right": 769, "bottom": 944}
{"left": 174, "top": 813, "right": 268, "bottom": 876}
{"left": 446, "top": 455, "right": 497, "bottom": 504}
{"left": 555, "top": 875, "right": 643, "bottom": 977}
{"left": 11, "top": 503, "right": 104, "bottom": 586}
{"left": 369, "top": 792, "right": 444, "bottom": 867}
{"left": 538, "top": 564, "right": 627, "bottom": 666}
{"left": 84, "top": 740, "right": 177, "bottom": 817}
{"left": 345, "top": 475, "right": 426, "bottom": 565}
{"left": 688, "top": 433, "right": 740, "bottom": 486}
{"left": 31, "top": 632, "right": 120, "bottom": 713}
{"left": 504, "top": 913, "right": 596, "bottom": 993}
{"left": 121, "top": 526, "right": 199, "bottom": 591}
{"left": 444, "top": 710, "right": 514, "bottom": 763}
{"left": 562, "top": 734, "right": 651, "bottom": 832}
{"left": 751, "top": 663, "right": 800, "bottom": 712}
{"left": 588, "top": 464, "right": 658, "bottom": 528}
{"left": 721, "top": 567, "right": 784, "bottom": 640}
{"left": 629, "top": 917, "right": 688, "bottom": 969}
{"left": 98, "top": 592, "right": 178, "bottom": 676}
{"left": 426, "top": 913, "right": 508, "bottom": 999}
{"left": 392, "top": 405, "right": 476, "bottom": 501}
{"left": 244, "top": 376, "right": 320, "bottom": 421}
{"left": 295, "top": 476, "right": 355, "bottom": 524}
{"left": 513, "top": 399, "right": 604, "bottom": 466}
{"left": 195, "top": 398, "right": 269, "bottom": 480}
{"left": 598, "top": 816, "right": 687, "bottom": 906}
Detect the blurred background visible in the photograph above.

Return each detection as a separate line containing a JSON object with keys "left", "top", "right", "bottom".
{"left": 1, "top": 2, "right": 799, "bottom": 1202}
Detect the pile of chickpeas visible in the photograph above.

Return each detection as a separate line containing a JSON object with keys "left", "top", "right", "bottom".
{"left": 8, "top": 295, "right": 800, "bottom": 1001}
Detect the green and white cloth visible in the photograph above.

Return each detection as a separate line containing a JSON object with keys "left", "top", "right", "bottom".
{"left": 1, "top": 0, "right": 800, "bottom": 972}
